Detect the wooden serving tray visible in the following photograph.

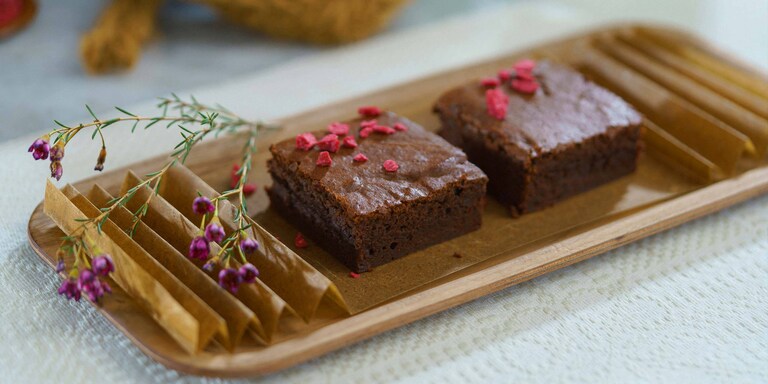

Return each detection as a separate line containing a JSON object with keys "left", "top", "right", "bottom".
{"left": 27, "top": 24, "right": 768, "bottom": 377}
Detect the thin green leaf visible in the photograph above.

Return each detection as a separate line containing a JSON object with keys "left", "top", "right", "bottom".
{"left": 115, "top": 106, "right": 136, "bottom": 117}
{"left": 85, "top": 104, "right": 98, "bottom": 121}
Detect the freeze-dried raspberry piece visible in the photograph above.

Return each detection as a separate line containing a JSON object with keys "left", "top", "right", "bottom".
{"left": 327, "top": 122, "right": 350, "bottom": 136}
{"left": 316, "top": 151, "right": 332, "bottom": 167}
{"left": 295, "top": 132, "right": 317, "bottom": 151}
{"left": 393, "top": 122, "right": 408, "bottom": 132}
{"left": 353, "top": 153, "right": 368, "bottom": 163}
{"left": 360, "top": 119, "right": 377, "bottom": 128}
{"left": 359, "top": 127, "right": 374, "bottom": 138}
{"left": 317, "top": 134, "right": 340, "bottom": 152}
{"left": 373, "top": 125, "right": 395, "bottom": 135}
{"left": 358, "top": 106, "right": 382, "bottom": 117}
{"left": 513, "top": 59, "right": 536, "bottom": 75}
{"left": 383, "top": 159, "right": 399, "bottom": 172}
{"left": 485, "top": 88, "right": 509, "bottom": 120}
{"left": 481, "top": 77, "right": 500, "bottom": 87}
{"left": 511, "top": 78, "right": 539, "bottom": 94}
{"left": 342, "top": 136, "right": 358, "bottom": 148}
{"left": 498, "top": 69, "right": 512, "bottom": 81}
{"left": 294, "top": 232, "right": 309, "bottom": 248}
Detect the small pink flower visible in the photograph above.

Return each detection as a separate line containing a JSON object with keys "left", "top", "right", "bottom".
{"left": 28, "top": 138, "right": 50, "bottom": 160}
{"left": 192, "top": 196, "right": 215, "bottom": 215}
{"left": 218, "top": 268, "right": 242, "bottom": 294}
{"left": 204, "top": 222, "right": 225, "bottom": 244}
{"left": 240, "top": 237, "right": 259, "bottom": 254}
{"left": 77, "top": 269, "right": 95, "bottom": 289}
{"left": 57, "top": 279, "right": 80, "bottom": 301}
{"left": 77, "top": 269, "right": 110, "bottom": 302}
{"left": 92, "top": 255, "right": 114, "bottom": 276}
{"left": 94, "top": 147, "right": 107, "bottom": 171}
{"left": 239, "top": 263, "right": 260, "bottom": 284}
{"left": 202, "top": 261, "right": 215, "bottom": 272}
{"left": 188, "top": 236, "right": 210, "bottom": 260}
{"left": 50, "top": 161, "right": 63, "bottom": 181}
{"left": 49, "top": 142, "right": 65, "bottom": 162}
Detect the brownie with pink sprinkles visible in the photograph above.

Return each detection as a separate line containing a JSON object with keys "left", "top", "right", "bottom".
{"left": 267, "top": 109, "right": 488, "bottom": 273}
{"left": 434, "top": 60, "right": 643, "bottom": 216}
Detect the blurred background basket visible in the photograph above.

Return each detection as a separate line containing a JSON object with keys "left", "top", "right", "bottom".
{"left": 81, "top": 0, "right": 410, "bottom": 74}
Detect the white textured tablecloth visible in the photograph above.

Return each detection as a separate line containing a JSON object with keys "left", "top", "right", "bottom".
{"left": 1, "top": 3, "right": 767, "bottom": 383}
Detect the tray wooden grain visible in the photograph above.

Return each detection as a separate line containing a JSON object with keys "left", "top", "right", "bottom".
{"left": 27, "top": 24, "right": 768, "bottom": 377}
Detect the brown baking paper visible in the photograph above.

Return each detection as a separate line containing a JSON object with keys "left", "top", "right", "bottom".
{"left": 86, "top": 185, "right": 260, "bottom": 350}
{"left": 247, "top": 153, "right": 700, "bottom": 314}
{"left": 159, "top": 165, "right": 349, "bottom": 321}
{"left": 44, "top": 181, "right": 223, "bottom": 354}
{"left": 120, "top": 171, "right": 290, "bottom": 340}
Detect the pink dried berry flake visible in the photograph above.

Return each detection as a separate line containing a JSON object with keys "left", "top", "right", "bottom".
{"left": 481, "top": 77, "right": 501, "bottom": 87}
{"left": 358, "top": 106, "right": 382, "bottom": 117}
{"left": 342, "top": 136, "right": 358, "bottom": 148}
{"left": 316, "top": 151, "right": 332, "bottom": 167}
{"left": 359, "top": 127, "right": 374, "bottom": 138}
{"left": 498, "top": 69, "right": 512, "bottom": 81}
{"left": 360, "top": 119, "right": 377, "bottom": 128}
{"left": 373, "top": 125, "right": 395, "bottom": 135}
{"left": 383, "top": 159, "right": 399, "bottom": 172}
{"left": 327, "top": 122, "right": 350, "bottom": 136}
{"left": 353, "top": 153, "right": 368, "bottom": 163}
{"left": 511, "top": 78, "right": 539, "bottom": 94}
{"left": 294, "top": 232, "right": 309, "bottom": 248}
{"left": 513, "top": 59, "right": 536, "bottom": 74}
{"left": 295, "top": 132, "right": 317, "bottom": 151}
{"left": 393, "top": 122, "right": 408, "bottom": 132}
{"left": 485, "top": 88, "right": 509, "bottom": 120}
{"left": 317, "top": 134, "right": 340, "bottom": 152}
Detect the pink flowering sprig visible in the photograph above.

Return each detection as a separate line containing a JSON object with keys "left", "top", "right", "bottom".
{"left": 30, "top": 94, "right": 279, "bottom": 301}
{"left": 55, "top": 234, "right": 115, "bottom": 303}
{"left": 187, "top": 130, "right": 262, "bottom": 294}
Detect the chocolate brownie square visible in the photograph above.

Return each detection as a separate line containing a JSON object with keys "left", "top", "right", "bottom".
{"left": 434, "top": 60, "right": 643, "bottom": 216}
{"left": 267, "top": 110, "right": 488, "bottom": 273}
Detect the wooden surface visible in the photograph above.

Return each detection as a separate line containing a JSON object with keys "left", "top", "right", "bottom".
{"left": 27, "top": 24, "right": 768, "bottom": 377}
